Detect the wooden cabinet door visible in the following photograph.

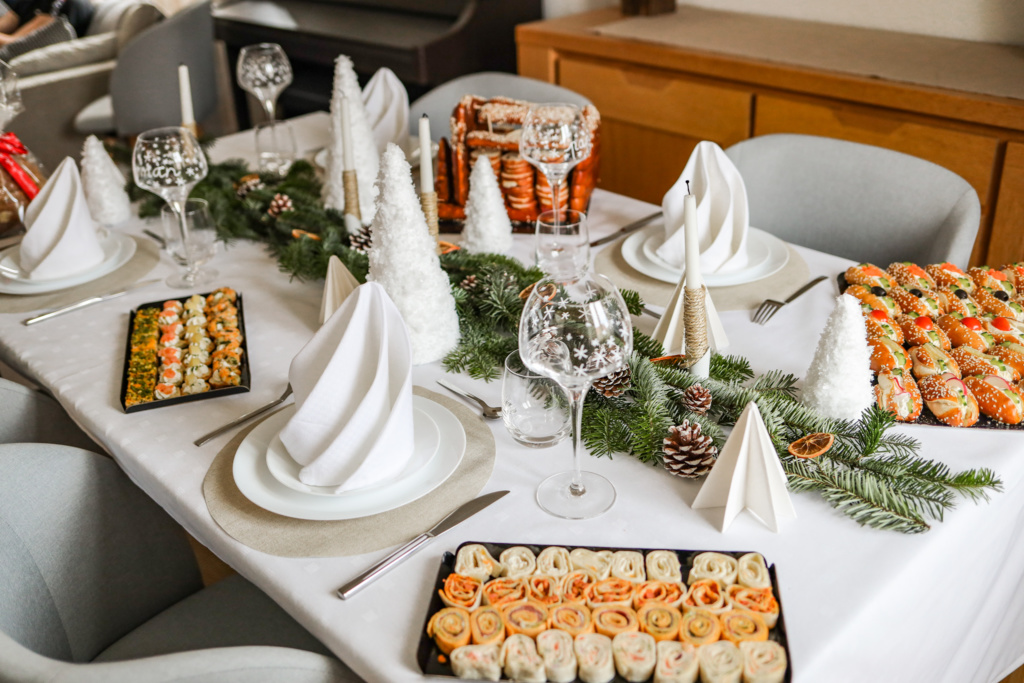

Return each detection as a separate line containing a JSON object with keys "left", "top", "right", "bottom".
{"left": 988, "top": 142, "right": 1024, "bottom": 266}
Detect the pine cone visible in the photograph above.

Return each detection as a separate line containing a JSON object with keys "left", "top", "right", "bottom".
{"left": 460, "top": 275, "right": 478, "bottom": 291}
{"left": 592, "top": 367, "right": 631, "bottom": 398}
{"left": 682, "top": 384, "right": 712, "bottom": 415}
{"left": 348, "top": 225, "right": 372, "bottom": 254}
{"left": 267, "top": 193, "right": 293, "bottom": 217}
{"left": 663, "top": 420, "right": 718, "bottom": 478}
{"left": 235, "top": 174, "right": 264, "bottom": 199}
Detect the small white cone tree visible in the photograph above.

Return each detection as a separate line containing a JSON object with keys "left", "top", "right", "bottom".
{"left": 801, "top": 293, "right": 875, "bottom": 421}
{"left": 367, "top": 144, "right": 460, "bottom": 364}
{"left": 323, "top": 55, "right": 379, "bottom": 226}
{"left": 460, "top": 156, "right": 513, "bottom": 254}
{"left": 80, "top": 135, "right": 130, "bottom": 226}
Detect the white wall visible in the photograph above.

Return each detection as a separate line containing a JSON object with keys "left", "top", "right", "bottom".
{"left": 543, "top": 0, "right": 1024, "bottom": 45}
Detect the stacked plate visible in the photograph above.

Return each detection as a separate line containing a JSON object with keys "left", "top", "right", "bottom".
{"left": 621, "top": 222, "right": 789, "bottom": 286}
{"left": 233, "top": 395, "right": 466, "bottom": 520}
{"left": 0, "top": 229, "right": 136, "bottom": 294}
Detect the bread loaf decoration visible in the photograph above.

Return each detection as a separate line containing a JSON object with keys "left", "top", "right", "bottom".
{"left": 436, "top": 95, "right": 601, "bottom": 231}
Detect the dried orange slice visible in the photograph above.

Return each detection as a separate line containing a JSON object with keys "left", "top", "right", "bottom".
{"left": 787, "top": 432, "right": 834, "bottom": 459}
{"left": 438, "top": 241, "right": 460, "bottom": 254}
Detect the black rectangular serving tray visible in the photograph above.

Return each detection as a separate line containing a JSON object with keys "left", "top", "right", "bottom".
{"left": 119, "top": 290, "right": 251, "bottom": 413}
{"left": 836, "top": 272, "right": 1024, "bottom": 431}
{"left": 417, "top": 541, "right": 792, "bottom": 683}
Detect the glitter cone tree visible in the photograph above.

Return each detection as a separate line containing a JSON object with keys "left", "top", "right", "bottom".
{"left": 367, "top": 144, "right": 460, "bottom": 364}
{"left": 801, "top": 293, "right": 875, "bottom": 421}
{"left": 80, "top": 135, "right": 130, "bottom": 226}
{"left": 323, "top": 55, "right": 379, "bottom": 226}
{"left": 461, "top": 156, "right": 513, "bottom": 254}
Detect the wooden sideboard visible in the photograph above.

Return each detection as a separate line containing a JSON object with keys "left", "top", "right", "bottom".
{"left": 516, "top": 9, "right": 1024, "bottom": 266}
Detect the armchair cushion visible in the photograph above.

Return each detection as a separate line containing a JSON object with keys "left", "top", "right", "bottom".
{"left": 74, "top": 93, "right": 113, "bottom": 134}
{"left": 10, "top": 31, "right": 116, "bottom": 77}
{"left": 0, "top": 16, "right": 76, "bottom": 62}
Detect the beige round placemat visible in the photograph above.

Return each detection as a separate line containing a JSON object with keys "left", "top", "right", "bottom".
{"left": 594, "top": 241, "right": 810, "bottom": 312}
{"left": 203, "top": 387, "right": 497, "bottom": 558}
{"left": 0, "top": 235, "right": 161, "bottom": 314}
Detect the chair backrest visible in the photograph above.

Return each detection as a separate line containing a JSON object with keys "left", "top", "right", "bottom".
{"left": 0, "top": 444, "right": 202, "bottom": 663}
{"left": 110, "top": 0, "right": 216, "bottom": 137}
{"left": 0, "top": 379, "right": 97, "bottom": 449}
{"left": 409, "top": 72, "right": 591, "bottom": 140}
{"left": 724, "top": 134, "right": 981, "bottom": 267}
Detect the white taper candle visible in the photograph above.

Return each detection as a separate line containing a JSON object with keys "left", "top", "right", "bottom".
{"left": 178, "top": 64, "right": 195, "bottom": 127}
{"left": 341, "top": 95, "right": 355, "bottom": 172}
{"left": 683, "top": 191, "right": 702, "bottom": 288}
{"left": 418, "top": 114, "right": 433, "bottom": 193}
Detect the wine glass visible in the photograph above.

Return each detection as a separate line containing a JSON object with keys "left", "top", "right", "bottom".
{"left": 160, "top": 198, "right": 218, "bottom": 286}
{"left": 133, "top": 127, "right": 208, "bottom": 289}
{"left": 535, "top": 208, "right": 589, "bottom": 278}
{"left": 236, "top": 43, "right": 293, "bottom": 122}
{"left": 519, "top": 103, "right": 590, "bottom": 222}
{"left": 0, "top": 60, "right": 24, "bottom": 129}
{"left": 519, "top": 260, "right": 633, "bottom": 519}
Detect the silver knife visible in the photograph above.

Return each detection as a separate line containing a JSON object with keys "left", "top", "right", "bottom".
{"left": 23, "top": 278, "right": 161, "bottom": 326}
{"left": 337, "top": 490, "right": 509, "bottom": 600}
{"left": 589, "top": 210, "right": 663, "bottom": 247}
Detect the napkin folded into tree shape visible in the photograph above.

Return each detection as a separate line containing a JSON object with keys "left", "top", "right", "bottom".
{"left": 279, "top": 281, "right": 415, "bottom": 492}
{"left": 692, "top": 401, "right": 796, "bottom": 533}
{"left": 319, "top": 254, "right": 361, "bottom": 325}
{"left": 657, "top": 141, "right": 751, "bottom": 275}
{"left": 653, "top": 278, "right": 730, "bottom": 355}
{"left": 362, "top": 66, "right": 409, "bottom": 156}
{"left": 19, "top": 157, "right": 105, "bottom": 280}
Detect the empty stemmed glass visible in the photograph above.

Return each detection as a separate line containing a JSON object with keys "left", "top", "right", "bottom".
{"left": 0, "top": 60, "right": 24, "bottom": 129}
{"left": 519, "top": 103, "right": 591, "bottom": 221}
{"left": 133, "top": 127, "right": 209, "bottom": 288}
{"left": 236, "top": 43, "right": 293, "bottom": 122}
{"left": 519, "top": 213, "right": 633, "bottom": 519}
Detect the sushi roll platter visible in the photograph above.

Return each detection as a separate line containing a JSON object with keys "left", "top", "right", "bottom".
{"left": 418, "top": 542, "right": 791, "bottom": 683}
{"left": 120, "top": 287, "right": 250, "bottom": 412}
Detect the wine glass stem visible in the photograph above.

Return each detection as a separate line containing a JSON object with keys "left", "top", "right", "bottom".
{"left": 263, "top": 97, "right": 276, "bottom": 122}
{"left": 173, "top": 203, "right": 198, "bottom": 283}
{"left": 551, "top": 175, "right": 565, "bottom": 227}
{"left": 567, "top": 387, "right": 588, "bottom": 497}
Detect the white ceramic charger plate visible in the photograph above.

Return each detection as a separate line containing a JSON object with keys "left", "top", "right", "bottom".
{"left": 233, "top": 395, "right": 466, "bottom": 520}
{"left": 621, "top": 222, "right": 789, "bottom": 286}
{"left": 0, "top": 229, "right": 136, "bottom": 294}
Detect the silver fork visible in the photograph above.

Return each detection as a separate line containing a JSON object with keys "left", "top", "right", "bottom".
{"left": 193, "top": 385, "right": 293, "bottom": 446}
{"left": 436, "top": 380, "right": 502, "bottom": 419}
{"left": 752, "top": 276, "right": 828, "bottom": 325}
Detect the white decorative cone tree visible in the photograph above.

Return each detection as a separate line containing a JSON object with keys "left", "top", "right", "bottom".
{"left": 460, "top": 156, "right": 513, "bottom": 254}
{"left": 80, "top": 135, "right": 130, "bottom": 226}
{"left": 692, "top": 401, "right": 796, "bottom": 533}
{"left": 367, "top": 144, "right": 460, "bottom": 364}
{"left": 323, "top": 55, "right": 379, "bottom": 226}
{"left": 801, "top": 293, "right": 875, "bottom": 421}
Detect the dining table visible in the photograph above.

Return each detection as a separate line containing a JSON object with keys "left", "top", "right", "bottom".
{"left": 2, "top": 112, "right": 1024, "bottom": 683}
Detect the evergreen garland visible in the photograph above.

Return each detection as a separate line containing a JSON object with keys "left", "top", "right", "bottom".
{"left": 122, "top": 152, "right": 1002, "bottom": 533}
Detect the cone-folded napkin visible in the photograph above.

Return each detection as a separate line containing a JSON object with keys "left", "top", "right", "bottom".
{"left": 279, "top": 281, "right": 415, "bottom": 491}
{"left": 657, "top": 141, "right": 751, "bottom": 275}
{"left": 319, "top": 254, "right": 361, "bottom": 325}
{"left": 19, "top": 157, "right": 104, "bottom": 280}
{"left": 362, "top": 67, "right": 409, "bottom": 156}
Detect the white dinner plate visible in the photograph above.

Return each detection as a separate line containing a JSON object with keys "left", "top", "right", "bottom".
{"left": 313, "top": 135, "right": 437, "bottom": 170}
{"left": 621, "top": 222, "right": 790, "bottom": 287}
{"left": 233, "top": 395, "right": 466, "bottom": 520}
{"left": 265, "top": 406, "right": 441, "bottom": 496}
{"left": 0, "top": 229, "right": 137, "bottom": 295}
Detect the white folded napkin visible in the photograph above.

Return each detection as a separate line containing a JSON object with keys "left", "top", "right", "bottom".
{"left": 279, "top": 281, "right": 415, "bottom": 491}
{"left": 319, "top": 254, "right": 360, "bottom": 325}
{"left": 19, "top": 157, "right": 105, "bottom": 280}
{"left": 362, "top": 67, "right": 409, "bottom": 156}
{"left": 657, "top": 141, "right": 751, "bottom": 275}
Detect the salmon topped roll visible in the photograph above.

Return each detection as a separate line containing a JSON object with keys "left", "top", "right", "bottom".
{"left": 969, "top": 266, "right": 1016, "bottom": 295}
{"left": 927, "top": 262, "right": 975, "bottom": 293}
{"left": 845, "top": 263, "right": 892, "bottom": 289}
{"left": 887, "top": 261, "right": 936, "bottom": 290}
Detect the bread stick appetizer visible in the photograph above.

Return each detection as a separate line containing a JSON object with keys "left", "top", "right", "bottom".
{"left": 936, "top": 285, "right": 983, "bottom": 319}
{"left": 975, "top": 286, "right": 1024, "bottom": 321}
{"left": 918, "top": 373, "right": 980, "bottom": 427}
{"left": 910, "top": 343, "right": 961, "bottom": 380}
{"left": 890, "top": 284, "right": 943, "bottom": 318}
{"left": 874, "top": 369, "right": 923, "bottom": 421}
{"left": 937, "top": 313, "right": 994, "bottom": 351}
{"left": 888, "top": 261, "right": 936, "bottom": 290}
{"left": 926, "top": 262, "right": 974, "bottom": 293}
{"left": 898, "top": 314, "right": 951, "bottom": 350}
{"left": 845, "top": 263, "right": 893, "bottom": 289}
{"left": 846, "top": 284, "right": 901, "bottom": 318}
{"left": 964, "top": 375, "right": 1024, "bottom": 424}
{"left": 864, "top": 309, "right": 904, "bottom": 344}
{"left": 969, "top": 266, "right": 1016, "bottom": 295}
{"left": 949, "top": 346, "right": 1021, "bottom": 382}
{"left": 989, "top": 342, "right": 1024, "bottom": 377}
{"left": 868, "top": 337, "right": 909, "bottom": 374}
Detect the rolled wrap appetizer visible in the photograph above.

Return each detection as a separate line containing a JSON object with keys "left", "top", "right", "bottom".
{"left": 719, "top": 609, "right": 769, "bottom": 644}
{"left": 470, "top": 605, "right": 506, "bottom": 646}
{"left": 697, "top": 640, "right": 744, "bottom": 683}
{"left": 611, "top": 550, "right": 647, "bottom": 583}
{"left": 989, "top": 342, "right": 1024, "bottom": 377}
{"left": 563, "top": 568, "right": 598, "bottom": 603}
{"left": 439, "top": 573, "right": 483, "bottom": 611}
{"left": 427, "top": 606, "right": 472, "bottom": 654}
{"left": 874, "top": 369, "right": 923, "bottom": 422}
{"left": 739, "top": 641, "right": 788, "bottom": 683}
{"left": 537, "top": 629, "right": 578, "bottom": 683}
{"left": 684, "top": 578, "right": 729, "bottom": 614}
{"left": 890, "top": 284, "right": 942, "bottom": 318}
{"left": 654, "top": 640, "right": 698, "bottom": 683}
{"left": 455, "top": 544, "right": 503, "bottom": 582}
{"left": 450, "top": 644, "right": 501, "bottom": 681}
{"left": 646, "top": 550, "right": 683, "bottom": 583}
{"left": 634, "top": 580, "right": 686, "bottom": 610}
{"left": 503, "top": 600, "right": 549, "bottom": 638}
{"left": 499, "top": 546, "right": 537, "bottom": 579}
{"left": 482, "top": 577, "right": 527, "bottom": 609}
{"left": 592, "top": 604, "right": 641, "bottom": 637}
{"left": 936, "top": 286, "right": 983, "bottom": 319}
{"left": 678, "top": 608, "right": 722, "bottom": 647}
{"left": 927, "top": 262, "right": 975, "bottom": 293}
{"left": 500, "top": 634, "right": 546, "bottom": 683}
{"left": 612, "top": 631, "right": 658, "bottom": 683}
{"left": 964, "top": 374, "right": 1024, "bottom": 425}
{"left": 689, "top": 552, "right": 738, "bottom": 586}
{"left": 845, "top": 284, "right": 901, "bottom": 318}
{"left": 910, "top": 342, "right": 961, "bottom": 380}
{"left": 571, "top": 548, "right": 614, "bottom": 580}
{"left": 526, "top": 574, "right": 563, "bottom": 606}
{"left": 737, "top": 554, "right": 771, "bottom": 590}
{"left": 950, "top": 346, "right": 1020, "bottom": 382}
{"left": 550, "top": 602, "right": 594, "bottom": 637}
{"left": 586, "top": 577, "right": 636, "bottom": 609}
{"left": 637, "top": 601, "right": 683, "bottom": 641}
{"left": 898, "top": 314, "right": 951, "bottom": 350}
{"left": 725, "top": 586, "right": 779, "bottom": 628}
{"left": 937, "top": 313, "right": 995, "bottom": 351}
{"left": 918, "top": 373, "right": 980, "bottom": 427}
{"left": 574, "top": 633, "right": 616, "bottom": 683}
{"left": 537, "top": 546, "right": 573, "bottom": 578}
{"left": 868, "top": 337, "right": 909, "bottom": 374}
{"left": 845, "top": 263, "right": 892, "bottom": 289}
{"left": 864, "top": 309, "right": 904, "bottom": 344}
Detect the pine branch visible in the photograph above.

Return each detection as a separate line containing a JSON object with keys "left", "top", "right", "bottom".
{"left": 619, "top": 289, "right": 644, "bottom": 316}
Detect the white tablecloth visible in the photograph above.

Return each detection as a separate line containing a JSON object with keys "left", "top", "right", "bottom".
{"left": 2, "top": 115, "right": 1024, "bottom": 683}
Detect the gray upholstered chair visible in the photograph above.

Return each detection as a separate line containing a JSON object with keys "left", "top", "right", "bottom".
{"left": 0, "top": 378, "right": 98, "bottom": 450}
{"left": 409, "top": 71, "right": 591, "bottom": 141}
{"left": 724, "top": 134, "right": 981, "bottom": 267}
{"left": 0, "top": 443, "right": 361, "bottom": 682}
